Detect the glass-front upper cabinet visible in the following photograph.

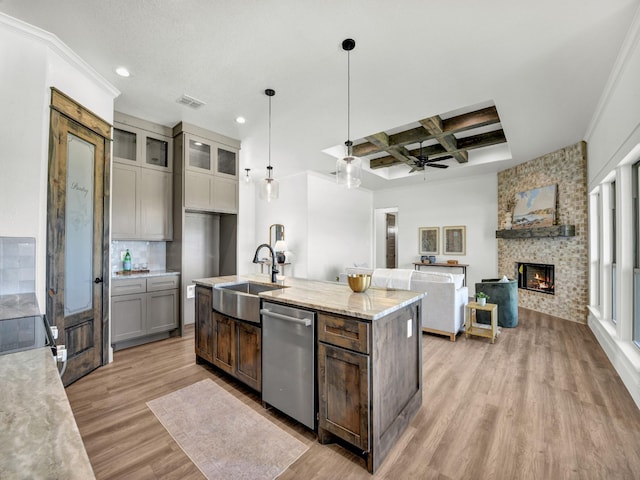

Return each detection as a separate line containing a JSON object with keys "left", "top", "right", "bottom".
{"left": 185, "top": 133, "right": 238, "bottom": 178}
{"left": 217, "top": 147, "right": 237, "bottom": 176}
{"left": 113, "top": 113, "right": 172, "bottom": 172}
{"left": 113, "top": 128, "right": 137, "bottom": 162}
{"left": 187, "top": 138, "right": 212, "bottom": 170}
{"left": 146, "top": 136, "right": 169, "bottom": 169}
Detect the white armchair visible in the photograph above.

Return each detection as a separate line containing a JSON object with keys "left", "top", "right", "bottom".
{"left": 411, "top": 271, "right": 468, "bottom": 341}
{"left": 340, "top": 268, "right": 468, "bottom": 341}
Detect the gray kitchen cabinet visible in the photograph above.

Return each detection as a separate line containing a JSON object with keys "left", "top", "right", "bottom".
{"left": 173, "top": 124, "right": 239, "bottom": 214}
{"left": 112, "top": 164, "right": 172, "bottom": 240}
{"left": 140, "top": 169, "right": 173, "bottom": 239}
{"left": 184, "top": 171, "right": 237, "bottom": 213}
{"left": 112, "top": 163, "right": 139, "bottom": 239}
{"left": 112, "top": 113, "right": 173, "bottom": 240}
{"left": 112, "top": 275, "right": 180, "bottom": 350}
{"left": 112, "top": 292, "right": 146, "bottom": 342}
{"left": 113, "top": 112, "right": 173, "bottom": 172}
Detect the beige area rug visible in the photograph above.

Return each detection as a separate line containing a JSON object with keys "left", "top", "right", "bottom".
{"left": 147, "top": 379, "right": 308, "bottom": 480}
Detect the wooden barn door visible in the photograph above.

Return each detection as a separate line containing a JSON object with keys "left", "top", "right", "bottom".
{"left": 46, "top": 88, "right": 111, "bottom": 386}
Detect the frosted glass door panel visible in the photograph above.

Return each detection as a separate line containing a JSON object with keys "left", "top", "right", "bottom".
{"left": 188, "top": 139, "right": 211, "bottom": 170}
{"left": 65, "top": 134, "right": 94, "bottom": 316}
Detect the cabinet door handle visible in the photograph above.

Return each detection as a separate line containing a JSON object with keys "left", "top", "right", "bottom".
{"left": 94, "top": 277, "right": 104, "bottom": 284}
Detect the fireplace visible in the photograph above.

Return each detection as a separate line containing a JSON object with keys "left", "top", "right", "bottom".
{"left": 517, "top": 262, "right": 555, "bottom": 295}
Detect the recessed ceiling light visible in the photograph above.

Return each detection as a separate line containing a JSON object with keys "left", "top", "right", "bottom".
{"left": 236, "top": 116, "right": 246, "bottom": 124}
{"left": 115, "top": 67, "right": 130, "bottom": 77}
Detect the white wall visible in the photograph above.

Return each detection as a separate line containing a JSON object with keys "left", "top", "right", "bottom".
{"left": 585, "top": 7, "right": 640, "bottom": 408}
{"left": 250, "top": 172, "right": 310, "bottom": 279}
{"left": 374, "top": 173, "right": 499, "bottom": 294}
{"left": 586, "top": 8, "right": 640, "bottom": 188}
{"left": 0, "top": 13, "right": 118, "bottom": 312}
{"left": 307, "top": 172, "right": 373, "bottom": 282}
{"left": 242, "top": 171, "right": 373, "bottom": 282}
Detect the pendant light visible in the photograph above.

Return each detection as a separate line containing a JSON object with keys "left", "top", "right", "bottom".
{"left": 260, "top": 88, "right": 279, "bottom": 201}
{"left": 336, "top": 38, "right": 362, "bottom": 189}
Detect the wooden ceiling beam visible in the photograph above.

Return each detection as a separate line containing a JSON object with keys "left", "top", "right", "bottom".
{"left": 441, "top": 106, "right": 500, "bottom": 133}
{"left": 369, "top": 129, "right": 507, "bottom": 169}
{"left": 419, "top": 116, "right": 469, "bottom": 164}
{"left": 351, "top": 105, "right": 502, "bottom": 158}
{"left": 365, "top": 132, "right": 414, "bottom": 166}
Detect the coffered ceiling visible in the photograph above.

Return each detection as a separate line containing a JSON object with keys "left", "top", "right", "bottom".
{"left": 352, "top": 104, "right": 506, "bottom": 172}
{"left": 1, "top": 1, "right": 638, "bottom": 189}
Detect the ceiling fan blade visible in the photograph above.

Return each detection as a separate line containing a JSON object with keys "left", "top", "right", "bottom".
{"left": 426, "top": 163, "right": 448, "bottom": 169}
{"left": 408, "top": 166, "right": 419, "bottom": 173}
{"left": 424, "top": 155, "right": 452, "bottom": 163}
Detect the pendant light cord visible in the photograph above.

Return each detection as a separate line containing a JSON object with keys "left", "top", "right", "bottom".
{"left": 268, "top": 93, "right": 272, "bottom": 178}
{"left": 347, "top": 48, "right": 351, "bottom": 146}
{"left": 342, "top": 38, "right": 356, "bottom": 157}
{"left": 265, "top": 88, "right": 275, "bottom": 180}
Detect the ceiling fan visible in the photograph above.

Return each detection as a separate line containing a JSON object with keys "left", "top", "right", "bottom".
{"left": 408, "top": 141, "right": 450, "bottom": 173}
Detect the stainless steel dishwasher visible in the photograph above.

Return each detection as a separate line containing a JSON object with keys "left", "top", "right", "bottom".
{"left": 261, "top": 301, "right": 316, "bottom": 430}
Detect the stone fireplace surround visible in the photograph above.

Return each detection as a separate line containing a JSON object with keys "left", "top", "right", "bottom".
{"left": 497, "top": 141, "right": 588, "bottom": 323}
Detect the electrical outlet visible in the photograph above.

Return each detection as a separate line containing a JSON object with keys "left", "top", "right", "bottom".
{"left": 407, "top": 319, "right": 412, "bottom": 338}
{"left": 120, "top": 250, "right": 126, "bottom": 261}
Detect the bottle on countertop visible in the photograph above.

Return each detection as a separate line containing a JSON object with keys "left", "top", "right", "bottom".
{"left": 123, "top": 249, "right": 132, "bottom": 272}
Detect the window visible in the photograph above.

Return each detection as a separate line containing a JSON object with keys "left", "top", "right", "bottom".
{"left": 589, "top": 192, "right": 600, "bottom": 307}
{"left": 633, "top": 162, "right": 640, "bottom": 348}
{"left": 612, "top": 181, "right": 617, "bottom": 323}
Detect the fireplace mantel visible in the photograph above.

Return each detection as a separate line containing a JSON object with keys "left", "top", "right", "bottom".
{"left": 495, "top": 225, "right": 576, "bottom": 239}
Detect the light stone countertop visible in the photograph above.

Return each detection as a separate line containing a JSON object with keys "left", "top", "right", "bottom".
{"left": 0, "top": 293, "right": 41, "bottom": 321}
{"left": 112, "top": 269, "right": 180, "bottom": 280}
{"left": 0, "top": 348, "right": 95, "bottom": 480}
{"left": 193, "top": 274, "right": 425, "bottom": 321}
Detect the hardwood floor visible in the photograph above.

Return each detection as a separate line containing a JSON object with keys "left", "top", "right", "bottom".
{"left": 66, "top": 309, "right": 640, "bottom": 479}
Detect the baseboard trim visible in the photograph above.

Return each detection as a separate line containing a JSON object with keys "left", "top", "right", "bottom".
{"left": 588, "top": 308, "right": 640, "bottom": 410}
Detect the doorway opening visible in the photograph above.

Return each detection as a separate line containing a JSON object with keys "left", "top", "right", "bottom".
{"left": 375, "top": 207, "right": 398, "bottom": 269}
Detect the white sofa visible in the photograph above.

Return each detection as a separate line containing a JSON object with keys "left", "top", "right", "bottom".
{"left": 341, "top": 267, "right": 468, "bottom": 341}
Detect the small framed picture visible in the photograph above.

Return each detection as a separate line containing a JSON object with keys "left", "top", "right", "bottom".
{"left": 443, "top": 226, "right": 466, "bottom": 255}
{"left": 418, "top": 227, "right": 439, "bottom": 255}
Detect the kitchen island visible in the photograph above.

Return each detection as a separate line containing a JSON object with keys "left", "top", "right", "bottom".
{"left": 194, "top": 274, "right": 425, "bottom": 473}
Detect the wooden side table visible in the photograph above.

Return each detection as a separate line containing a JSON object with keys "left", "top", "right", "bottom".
{"left": 465, "top": 302, "right": 498, "bottom": 343}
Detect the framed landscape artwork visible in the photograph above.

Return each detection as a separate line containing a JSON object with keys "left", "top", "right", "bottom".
{"left": 418, "top": 227, "right": 439, "bottom": 255}
{"left": 512, "top": 184, "right": 557, "bottom": 229}
{"left": 443, "top": 226, "right": 466, "bottom": 255}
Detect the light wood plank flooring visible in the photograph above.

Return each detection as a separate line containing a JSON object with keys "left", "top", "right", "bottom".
{"left": 66, "top": 308, "right": 640, "bottom": 479}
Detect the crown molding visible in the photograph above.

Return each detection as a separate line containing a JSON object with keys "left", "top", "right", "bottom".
{"left": 0, "top": 12, "right": 120, "bottom": 98}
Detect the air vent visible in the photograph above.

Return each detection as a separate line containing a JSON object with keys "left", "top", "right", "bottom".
{"left": 176, "top": 94, "right": 206, "bottom": 109}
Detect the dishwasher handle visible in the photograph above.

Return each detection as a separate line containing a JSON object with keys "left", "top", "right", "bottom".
{"left": 260, "top": 308, "right": 312, "bottom": 327}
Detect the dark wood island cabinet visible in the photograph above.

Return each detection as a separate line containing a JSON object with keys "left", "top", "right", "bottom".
{"left": 317, "top": 302, "right": 421, "bottom": 473}
{"left": 194, "top": 275, "right": 424, "bottom": 474}
{"left": 195, "top": 285, "right": 262, "bottom": 392}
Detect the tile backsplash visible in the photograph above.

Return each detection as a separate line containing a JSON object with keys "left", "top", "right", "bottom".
{"left": 0, "top": 237, "right": 36, "bottom": 295}
{"left": 110, "top": 241, "right": 166, "bottom": 274}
